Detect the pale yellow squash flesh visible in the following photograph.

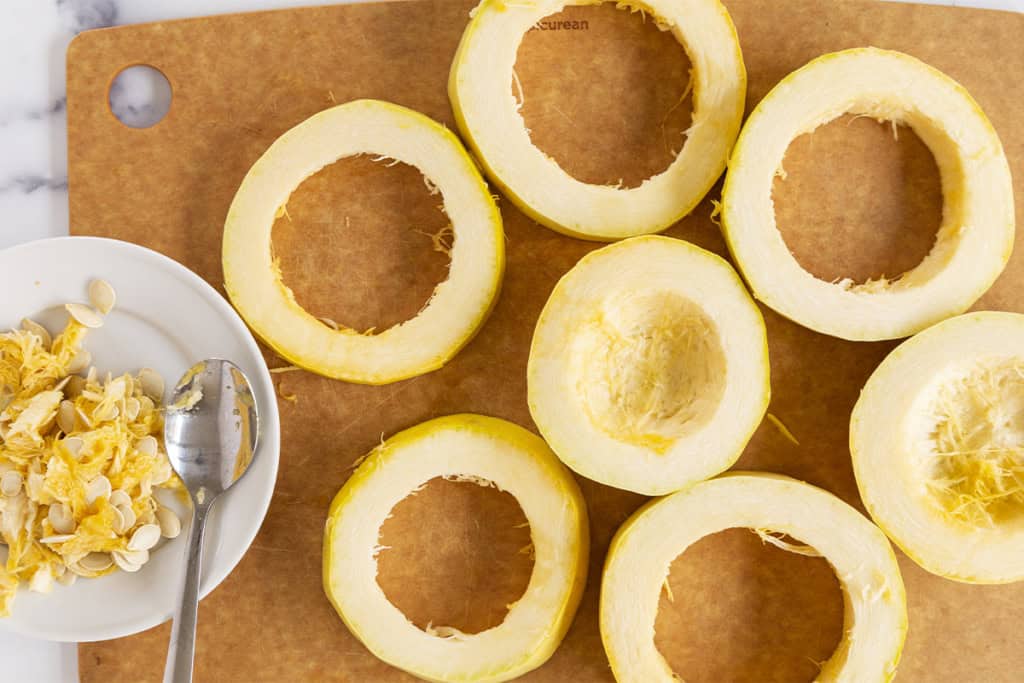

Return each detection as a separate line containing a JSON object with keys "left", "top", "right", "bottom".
{"left": 223, "top": 99, "right": 504, "bottom": 384}
{"left": 528, "top": 236, "right": 769, "bottom": 495}
{"left": 722, "top": 48, "right": 1014, "bottom": 341}
{"left": 601, "top": 473, "right": 907, "bottom": 683}
{"left": 323, "top": 414, "right": 589, "bottom": 682}
{"left": 852, "top": 312, "right": 1024, "bottom": 583}
{"left": 449, "top": 0, "right": 746, "bottom": 240}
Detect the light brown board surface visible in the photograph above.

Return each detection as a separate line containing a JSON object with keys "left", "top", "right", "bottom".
{"left": 66, "top": 0, "right": 1024, "bottom": 680}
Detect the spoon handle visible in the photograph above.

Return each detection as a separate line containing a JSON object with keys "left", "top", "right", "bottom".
{"left": 164, "top": 501, "right": 212, "bottom": 683}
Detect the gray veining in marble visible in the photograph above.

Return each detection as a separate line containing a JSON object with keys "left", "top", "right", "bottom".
{"left": 0, "top": 0, "right": 121, "bottom": 248}
{"left": 58, "top": 0, "right": 119, "bottom": 34}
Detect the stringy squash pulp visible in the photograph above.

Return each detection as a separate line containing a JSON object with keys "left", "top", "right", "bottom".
{"left": 0, "top": 308, "right": 180, "bottom": 616}
{"left": 528, "top": 236, "right": 769, "bottom": 495}
{"left": 852, "top": 312, "right": 1024, "bottom": 583}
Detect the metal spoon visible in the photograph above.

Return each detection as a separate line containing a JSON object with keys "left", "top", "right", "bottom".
{"left": 162, "top": 359, "right": 260, "bottom": 683}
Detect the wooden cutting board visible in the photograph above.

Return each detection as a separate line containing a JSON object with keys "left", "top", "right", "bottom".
{"left": 67, "top": 0, "right": 1024, "bottom": 680}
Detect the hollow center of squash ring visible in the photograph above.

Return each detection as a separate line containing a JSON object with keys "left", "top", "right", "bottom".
{"left": 773, "top": 114, "right": 942, "bottom": 288}
{"left": 376, "top": 476, "right": 534, "bottom": 636}
{"left": 514, "top": 2, "right": 693, "bottom": 189}
{"left": 655, "top": 528, "right": 844, "bottom": 682}
{"left": 574, "top": 291, "right": 725, "bottom": 451}
{"left": 919, "top": 358, "right": 1024, "bottom": 528}
{"left": 271, "top": 154, "right": 453, "bottom": 335}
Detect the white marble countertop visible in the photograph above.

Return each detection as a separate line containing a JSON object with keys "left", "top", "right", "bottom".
{"left": 1, "top": 0, "right": 1021, "bottom": 680}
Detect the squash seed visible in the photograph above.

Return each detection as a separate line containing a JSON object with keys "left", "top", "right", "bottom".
{"left": 109, "top": 490, "right": 132, "bottom": 508}
{"left": 138, "top": 368, "right": 165, "bottom": 401}
{"left": 67, "top": 349, "right": 91, "bottom": 374}
{"left": 110, "top": 504, "right": 127, "bottom": 535}
{"left": 57, "top": 400, "right": 76, "bottom": 434}
{"left": 93, "top": 403, "right": 119, "bottom": 423}
{"left": 152, "top": 459, "right": 173, "bottom": 485}
{"left": 136, "top": 435, "right": 158, "bottom": 457}
{"left": 63, "top": 437, "right": 84, "bottom": 458}
{"left": 137, "top": 505, "right": 156, "bottom": 527}
{"left": 113, "top": 503, "right": 136, "bottom": 535}
{"left": 39, "top": 534, "right": 75, "bottom": 544}
{"left": 124, "top": 397, "right": 141, "bottom": 421}
{"left": 48, "top": 502, "right": 75, "bottom": 534}
{"left": 118, "top": 548, "right": 149, "bottom": 565}
{"left": 26, "top": 472, "right": 45, "bottom": 498}
{"left": 85, "top": 475, "right": 111, "bottom": 505}
{"left": 0, "top": 470, "right": 23, "bottom": 497}
{"left": 29, "top": 567, "right": 54, "bottom": 594}
{"left": 78, "top": 552, "right": 113, "bottom": 572}
{"left": 20, "top": 318, "right": 52, "bottom": 349}
{"left": 75, "top": 406, "right": 93, "bottom": 429}
{"left": 128, "top": 524, "right": 161, "bottom": 551}
{"left": 65, "top": 375, "right": 86, "bottom": 397}
{"left": 112, "top": 551, "right": 143, "bottom": 572}
{"left": 156, "top": 506, "right": 181, "bottom": 539}
{"left": 88, "top": 279, "right": 116, "bottom": 315}
{"left": 65, "top": 303, "right": 104, "bottom": 329}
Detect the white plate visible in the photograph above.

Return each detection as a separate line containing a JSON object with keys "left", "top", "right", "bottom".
{"left": 0, "top": 236, "right": 279, "bottom": 642}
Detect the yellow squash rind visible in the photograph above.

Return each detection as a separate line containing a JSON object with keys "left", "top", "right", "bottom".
{"left": 852, "top": 311, "right": 1024, "bottom": 584}
{"left": 449, "top": 0, "right": 746, "bottom": 241}
{"left": 601, "top": 473, "right": 907, "bottom": 682}
{"left": 223, "top": 99, "right": 505, "bottom": 384}
{"left": 722, "top": 48, "right": 1014, "bottom": 341}
{"left": 323, "top": 414, "right": 589, "bottom": 682}
{"left": 528, "top": 236, "right": 769, "bottom": 495}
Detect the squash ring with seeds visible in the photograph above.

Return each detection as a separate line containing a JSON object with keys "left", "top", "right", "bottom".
{"left": 852, "top": 311, "right": 1024, "bottom": 583}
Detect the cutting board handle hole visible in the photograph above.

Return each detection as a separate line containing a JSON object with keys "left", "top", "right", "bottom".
{"left": 109, "top": 65, "right": 172, "bottom": 129}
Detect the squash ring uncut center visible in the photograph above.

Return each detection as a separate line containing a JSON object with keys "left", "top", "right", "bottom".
{"left": 600, "top": 474, "right": 907, "bottom": 683}
{"left": 323, "top": 414, "right": 589, "bottom": 683}
{"left": 527, "top": 236, "right": 770, "bottom": 496}
{"left": 721, "top": 48, "right": 1014, "bottom": 342}
{"left": 851, "top": 311, "right": 1024, "bottom": 584}
{"left": 223, "top": 99, "right": 504, "bottom": 384}
{"left": 449, "top": 0, "right": 746, "bottom": 240}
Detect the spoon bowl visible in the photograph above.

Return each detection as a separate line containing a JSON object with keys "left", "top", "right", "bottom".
{"left": 164, "top": 359, "right": 260, "bottom": 499}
